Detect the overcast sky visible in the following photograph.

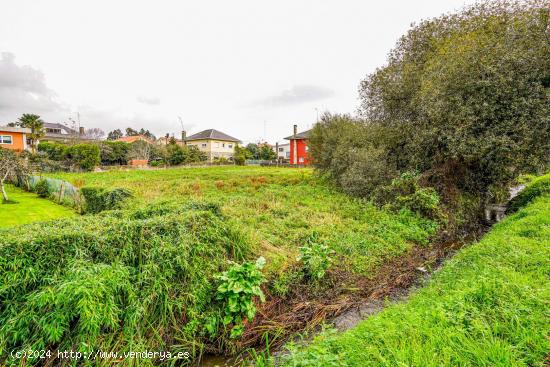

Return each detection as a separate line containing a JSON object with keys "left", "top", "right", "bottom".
{"left": 0, "top": 0, "right": 476, "bottom": 144}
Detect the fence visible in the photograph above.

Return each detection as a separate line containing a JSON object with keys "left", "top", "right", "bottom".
{"left": 24, "top": 175, "right": 82, "bottom": 207}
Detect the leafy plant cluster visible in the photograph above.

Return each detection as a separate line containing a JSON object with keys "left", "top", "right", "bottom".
{"left": 211, "top": 257, "right": 266, "bottom": 338}
{"left": 80, "top": 186, "right": 133, "bottom": 213}
{"left": 0, "top": 203, "right": 253, "bottom": 366}
{"left": 310, "top": 1, "right": 549, "bottom": 219}
{"left": 297, "top": 234, "right": 334, "bottom": 281}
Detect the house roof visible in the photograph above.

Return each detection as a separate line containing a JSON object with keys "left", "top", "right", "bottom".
{"left": 0, "top": 126, "right": 32, "bottom": 133}
{"left": 185, "top": 129, "right": 241, "bottom": 143}
{"left": 43, "top": 122, "right": 77, "bottom": 135}
{"left": 115, "top": 135, "right": 154, "bottom": 143}
{"left": 284, "top": 129, "right": 311, "bottom": 140}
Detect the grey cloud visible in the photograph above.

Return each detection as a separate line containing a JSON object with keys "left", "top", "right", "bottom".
{"left": 137, "top": 96, "right": 160, "bottom": 105}
{"left": 253, "top": 84, "right": 334, "bottom": 107}
{"left": 0, "top": 52, "right": 67, "bottom": 120}
{"left": 0, "top": 52, "right": 173, "bottom": 137}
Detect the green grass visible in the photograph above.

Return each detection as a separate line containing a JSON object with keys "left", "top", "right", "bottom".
{"left": 0, "top": 185, "right": 75, "bottom": 228}
{"left": 48, "top": 166, "right": 437, "bottom": 275}
{"left": 0, "top": 166, "right": 439, "bottom": 365}
{"left": 282, "top": 181, "right": 550, "bottom": 366}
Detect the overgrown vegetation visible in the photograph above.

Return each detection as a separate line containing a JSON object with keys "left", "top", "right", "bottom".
{"left": 282, "top": 175, "right": 550, "bottom": 366}
{"left": 80, "top": 187, "right": 133, "bottom": 213}
{"left": 50, "top": 167, "right": 438, "bottom": 276}
{"left": 310, "top": 1, "right": 549, "bottom": 217}
{"left": 0, "top": 203, "right": 252, "bottom": 365}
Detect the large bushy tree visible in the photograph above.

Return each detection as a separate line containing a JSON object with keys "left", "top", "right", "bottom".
{"left": 312, "top": 0, "right": 549, "bottom": 203}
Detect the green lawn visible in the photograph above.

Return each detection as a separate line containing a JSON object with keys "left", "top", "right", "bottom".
{"left": 48, "top": 166, "right": 437, "bottom": 275}
{"left": 0, "top": 185, "right": 75, "bottom": 228}
{"left": 282, "top": 178, "right": 550, "bottom": 366}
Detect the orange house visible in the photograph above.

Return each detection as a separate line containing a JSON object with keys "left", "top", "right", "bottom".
{"left": 0, "top": 126, "right": 31, "bottom": 151}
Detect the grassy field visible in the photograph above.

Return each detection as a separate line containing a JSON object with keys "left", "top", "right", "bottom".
{"left": 0, "top": 166, "right": 438, "bottom": 365}
{"left": 281, "top": 177, "right": 550, "bottom": 366}
{"left": 0, "top": 185, "right": 75, "bottom": 228}
{"left": 49, "top": 166, "right": 437, "bottom": 275}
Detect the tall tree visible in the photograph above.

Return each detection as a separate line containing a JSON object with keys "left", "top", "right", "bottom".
{"left": 107, "top": 129, "right": 123, "bottom": 140}
{"left": 125, "top": 127, "right": 139, "bottom": 136}
{"left": 16, "top": 114, "right": 45, "bottom": 153}
{"left": 356, "top": 0, "right": 550, "bottom": 199}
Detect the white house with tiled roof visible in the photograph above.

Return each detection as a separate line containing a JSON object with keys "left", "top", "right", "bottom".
{"left": 183, "top": 129, "right": 241, "bottom": 161}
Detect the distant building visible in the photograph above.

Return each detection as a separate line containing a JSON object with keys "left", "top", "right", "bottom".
{"left": 115, "top": 135, "right": 154, "bottom": 144}
{"left": 0, "top": 126, "right": 32, "bottom": 151}
{"left": 284, "top": 125, "right": 311, "bottom": 165}
{"left": 41, "top": 122, "right": 98, "bottom": 143}
{"left": 274, "top": 142, "right": 290, "bottom": 161}
{"left": 184, "top": 129, "right": 241, "bottom": 161}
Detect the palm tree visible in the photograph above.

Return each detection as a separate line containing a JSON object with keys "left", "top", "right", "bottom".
{"left": 16, "top": 114, "right": 45, "bottom": 153}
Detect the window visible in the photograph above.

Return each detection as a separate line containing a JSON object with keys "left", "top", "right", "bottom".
{"left": 298, "top": 157, "right": 304, "bottom": 163}
{"left": 0, "top": 135, "right": 13, "bottom": 144}
{"left": 279, "top": 148, "right": 284, "bottom": 152}
{"left": 305, "top": 145, "right": 309, "bottom": 152}
{"left": 228, "top": 144, "right": 233, "bottom": 148}
{"left": 215, "top": 142, "right": 220, "bottom": 148}
{"left": 46, "top": 128, "right": 62, "bottom": 134}
{"left": 201, "top": 143, "right": 207, "bottom": 148}
{"left": 286, "top": 152, "right": 290, "bottom": 158}
{"left": 222, "top": 143, "right": 225, "bottom": 148}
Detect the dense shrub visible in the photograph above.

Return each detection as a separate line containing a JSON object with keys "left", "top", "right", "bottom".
{"left": 373, "top": 172, "right": 441, "bottom": 219}
{"left": 64, "top": 144, "right": 100, "bottom": 171}
{"left": 80, "top": 187, "right": 133, "bottom": 213}
{"left": 166, "top": 144, "right": 207, "bottom": 165}
{"left": 33, "top": 179, "right": 51, "bottom": 198}
{"left": 507, "top": 174, "right": 550, "bottom": 213}
{"left": 0, "top": 204, "right": 253, "bottom": 365}
{"left": 99, "top": 141, "right": 130, "bottom": 165}
{"left": 37, "top": 141, "right": 67, "bottom": 161}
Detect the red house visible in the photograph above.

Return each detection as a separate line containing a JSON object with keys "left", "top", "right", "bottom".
{"left": 285, "top": 125, "right": 311, "bottom": 165}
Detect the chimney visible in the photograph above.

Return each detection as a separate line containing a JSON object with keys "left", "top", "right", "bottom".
{"left": 275, "top": 142, "right": 279, "bottom": 163}
{"left": 182, "top": 130, "right": 186, "bottom": 143}
{"left": 165, "top": 133, "right": 169, "bottom": 145}
{"left": 293, "top": 124, "right": 297, "bottom": 137}
{"left": 79, "top": 126, "right": 85, "bottom": 136}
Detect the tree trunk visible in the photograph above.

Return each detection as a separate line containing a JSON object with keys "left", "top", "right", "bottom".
{"left": 0, "top": 180, "right": 8, "bottom": 202}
